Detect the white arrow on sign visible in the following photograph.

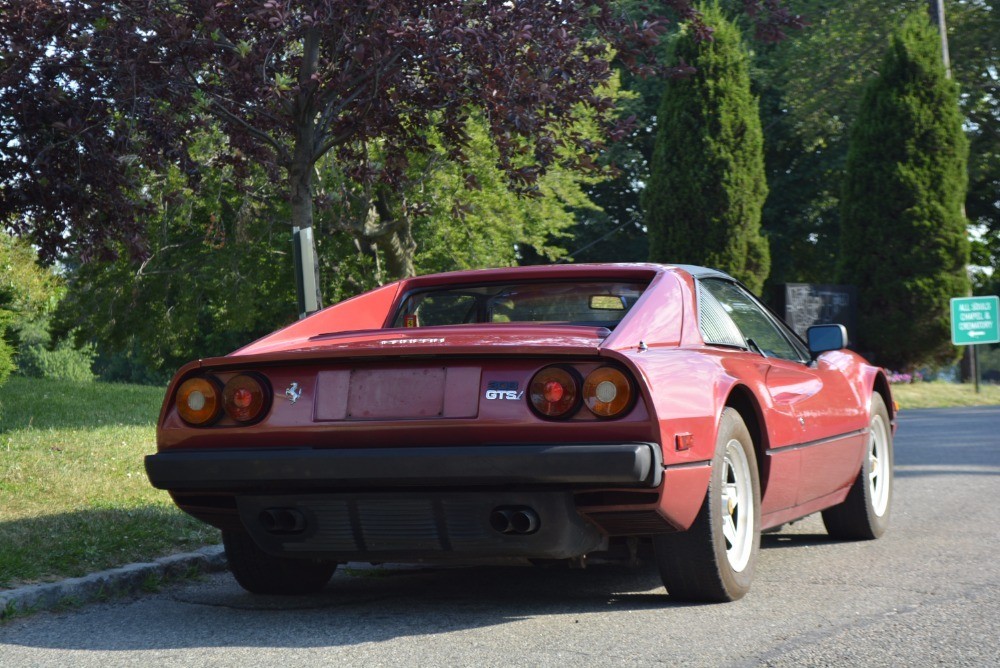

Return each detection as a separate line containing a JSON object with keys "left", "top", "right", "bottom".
{"left": 969, "top": 331, "right": 985, "bottom": 337}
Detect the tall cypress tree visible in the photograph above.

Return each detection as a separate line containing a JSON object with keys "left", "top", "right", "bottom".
{"left": 839, "top": 14, "right": 969, "bottom": 370}
{"left": 644, "top": 4, "right": 769, "bottom": 292}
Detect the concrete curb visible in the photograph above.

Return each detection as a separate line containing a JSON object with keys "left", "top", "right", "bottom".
{"left": 0, "top": 545, "right": 228, "bottom": 619}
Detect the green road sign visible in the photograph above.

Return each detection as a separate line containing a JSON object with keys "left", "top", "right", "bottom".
{"left": 951, "top": 296, "right": 1000, "bottom": 345}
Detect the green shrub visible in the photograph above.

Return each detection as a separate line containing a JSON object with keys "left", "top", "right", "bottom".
{"left": 0, "top": 333, "right": 13, "bottom": 385}
{"left": 1, "top": 232, "right": 64, "bottom": 386}
{"left": 16, "top": 338, "right": 96, "bottom": 382}
{"left": 94, "top": 343, "right": 172, "bottom": 386}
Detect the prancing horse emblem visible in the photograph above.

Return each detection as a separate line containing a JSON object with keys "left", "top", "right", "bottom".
{"left": 284, "top": 382, "right": 302, "bottom": 404}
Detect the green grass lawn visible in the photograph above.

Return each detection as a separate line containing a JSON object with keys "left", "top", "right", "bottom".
{"left": 890, "top": 381, "right": 1000, "bottom": 409}
{"left": 0, "top": 376, "right": 218, "bottom": 590}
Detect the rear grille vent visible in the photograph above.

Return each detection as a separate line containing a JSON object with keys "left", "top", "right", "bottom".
{"left": 575, "top": 491, "right": 659, "bottom": 507}
{"left": 236, "top": 492, "right": 604, "bottom": 559}
{"left": 289, "top": 497, "right": 466, "bottom": 553}
{"left": 238, "top": 494, "right": 526, "bottom": 556}
{"left": 586, "top": 511, "right": 677, "bottom": 536}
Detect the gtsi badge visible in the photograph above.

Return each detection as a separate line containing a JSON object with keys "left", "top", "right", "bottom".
{"left": 484, "top": 380, "right": 523, "bottom": 400}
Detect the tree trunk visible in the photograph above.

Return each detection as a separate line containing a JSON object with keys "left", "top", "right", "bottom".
{"left": 373, "top": 227, "right": 416, "bottom": 279}
{"left": 289, "top": 157, "right": 323, "bottom": 317}
{"left": 372, "top": 191, "right": 417, "bottom": 279}
{"left": 289, "top": 27, "right": 323, "bottom": 318}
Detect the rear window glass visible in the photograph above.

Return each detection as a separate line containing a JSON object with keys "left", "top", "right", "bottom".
{"left": 390, "top": 281, "right": 647, "bottom": 329}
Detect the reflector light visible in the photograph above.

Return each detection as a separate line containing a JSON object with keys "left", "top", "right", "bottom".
{"left": 675, "top": 433, "right": 694, "bottom": 451}
{"left": 543, "top": 380, "right": 565, "bottom": 403}
{"left": 176, "top": 378, "right": 221, "bottom": 426}
{"left": 529, "top": 366, "right": 580, "bottom": 418}
{"left": 583, "top": 367, "right": 634, "bottom": 418}
{"left": 595, "top": 381, "right": 617, "bottom": 403}
{"left": 223, "top": 374, "right": 269, "bottom": 423}
{"left": 233, "top": 388, "right": 253, "bottom": 408}
{"left": 187, "top": 391, "right": 207, "bottom": 411}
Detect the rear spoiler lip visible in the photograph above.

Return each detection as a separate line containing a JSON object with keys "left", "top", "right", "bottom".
{"left": 184, "top": 344, "right": 608, "bottom": 372}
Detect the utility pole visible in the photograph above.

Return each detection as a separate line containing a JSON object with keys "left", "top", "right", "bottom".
{"left": 930, "top": 0, "right": 975, "bottom": 389}
{"left": 928, "top": 0, "right": 952, "bottom": 78}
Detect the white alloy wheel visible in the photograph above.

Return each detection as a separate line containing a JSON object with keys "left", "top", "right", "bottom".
{"left": 868, "top": 413, "right": 891, "bottom": 517}
{"left": 721, "top": 438, "right": 755, "bottom": 572}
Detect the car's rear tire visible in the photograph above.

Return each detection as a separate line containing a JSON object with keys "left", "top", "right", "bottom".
{"left": 222, "top": 529, "right": 337, "bottom": 595}
{"left": 822, "top": 393, "right": 893, "bottom": 540}
{"left": 653, "top": 407, "right": 761, "bottom": 602}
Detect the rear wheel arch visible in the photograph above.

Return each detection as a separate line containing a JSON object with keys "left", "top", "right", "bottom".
{"left": 723, "top": 385, "right": 768, "bottom": 494}
{"left": 871, "top": 370, "right": 895, "bottom": 421}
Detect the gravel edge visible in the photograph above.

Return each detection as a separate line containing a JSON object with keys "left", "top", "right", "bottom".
{"left": 0, "top": 545, "right": 227, "bottom": 620}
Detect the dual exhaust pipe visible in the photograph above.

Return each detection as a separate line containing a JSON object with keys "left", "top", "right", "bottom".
{"left": 490, "top": 506, "right": 540, "bottom": 535}
{"left": 260, "top": 505, "right": 541, "bottom": 537}
{"left": 259, "top": 507, "right": 306, "bottom": 534}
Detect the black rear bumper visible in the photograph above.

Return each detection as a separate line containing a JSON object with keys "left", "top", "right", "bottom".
{"left": 145, "top": 442, "right": 662, "bottom": 491}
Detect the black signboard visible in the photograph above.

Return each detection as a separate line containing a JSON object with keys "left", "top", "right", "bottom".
{"left": 774, "top": 284, "right": 858, "bottom": 342}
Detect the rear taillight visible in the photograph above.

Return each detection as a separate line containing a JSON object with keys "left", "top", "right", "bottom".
{"left": 222, "top": 374, "right": 269, "bottom": 423}
{"left": 529, "top": 366, "right": 581, "bottom": 418}
{"left": 176, "top": 377, "right": 221, "bottom": 426}
{"left": 582, "top": 367, "right": 634, "bottom": 419}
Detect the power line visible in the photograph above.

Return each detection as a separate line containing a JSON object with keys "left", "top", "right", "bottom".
{"left": 560, "top": 215, "right": 643, "bottom": 263}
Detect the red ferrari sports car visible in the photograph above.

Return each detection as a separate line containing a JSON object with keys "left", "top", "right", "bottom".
{"left": 145, "top": 263, "right": 894, "bottom": 602}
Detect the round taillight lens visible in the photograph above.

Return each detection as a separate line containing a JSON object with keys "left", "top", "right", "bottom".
{"left": 583, "top": 367, "right": 634, "bottom": 418}
{"left": 176, "top": 377, "right": 221, "bottom": 426}
{"left": 222, "top": 374, "right": 269, "bottom": 423}
{"left": 529, "top": 366, "right": 580, "bottom": 418}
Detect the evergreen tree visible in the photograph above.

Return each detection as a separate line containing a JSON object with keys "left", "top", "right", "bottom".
{"left": 644, "top": 4, "right": 770, "bottom": 292}
{"left": 839, "top": 14, "right": 969, "bottom": 370}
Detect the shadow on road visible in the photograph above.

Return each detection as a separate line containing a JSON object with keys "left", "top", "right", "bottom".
{"left": 0, "top": 562, "right": 725, "bottom": 651}
{"left": 0, "top": 528, "right": 867, "bottom": 653}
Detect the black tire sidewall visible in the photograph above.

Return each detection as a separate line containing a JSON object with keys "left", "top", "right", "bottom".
{"left": 820, "top": 393, "right": 893, "bottom": 540}
{"left": 862, "top": 394, "right": 893, "bottom": 537}
{"left": 223, "top": 529, "right": 336, "bottom": 595}
{"left": 710, "top": 408, "right": 762, "bottom": 597}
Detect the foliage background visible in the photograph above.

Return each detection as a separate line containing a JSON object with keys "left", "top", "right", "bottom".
{"left": 0, "top": 1, "right": 997, "bottom": 381}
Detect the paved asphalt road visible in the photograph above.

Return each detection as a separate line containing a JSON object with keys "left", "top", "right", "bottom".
{"left": 1, "top": 406, "right": 998, "bottom": 667}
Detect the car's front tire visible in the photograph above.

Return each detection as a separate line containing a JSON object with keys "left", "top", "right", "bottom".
{"left": 223, "top": 529, "right": 337, "bottom": 595}
{"left": 653, "top": 407, "right": 761, "bottom": 602}
{"left": 822, "top": 393, "right": 893, "bottom": 540}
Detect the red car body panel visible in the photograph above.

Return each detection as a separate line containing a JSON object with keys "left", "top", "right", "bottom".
{"left": 147, "top": 263, "right": 892, "bottom": 562}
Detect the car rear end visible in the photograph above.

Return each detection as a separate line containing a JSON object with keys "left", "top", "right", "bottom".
{"left": 146, "top": 326, "right": 675, "bottom": 563}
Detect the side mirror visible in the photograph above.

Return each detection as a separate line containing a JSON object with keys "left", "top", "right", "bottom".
{"left": 807, "top": 324, "right": 848, "bottom": 356}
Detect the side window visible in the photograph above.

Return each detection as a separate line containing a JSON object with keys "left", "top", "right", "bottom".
{"left": 699, "top": 279, "right": 806, "bottom": 362}
{"left": 697, "top": 281, "right": 745, "bottom": 347}
{"left": 413, "top": 294, "right": 478, "bottom": 326}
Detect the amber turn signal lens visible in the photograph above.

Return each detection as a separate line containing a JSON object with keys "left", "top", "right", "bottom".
{"left": 529, "top": 366, "right": 580, "bottom": 418}
{"left": 223, "top": 374, "right": 268, "bottom": 423}
{"left": 176, "top": 377, "right": 221, "bottom": 426}
{"left": 583, "top": 367, "right": 633, "bottom": 418}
